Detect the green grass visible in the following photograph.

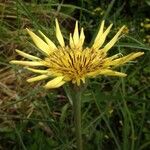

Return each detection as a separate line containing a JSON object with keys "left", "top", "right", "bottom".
{"left": 0, "top": 0, "right": 150, "bottom": 149}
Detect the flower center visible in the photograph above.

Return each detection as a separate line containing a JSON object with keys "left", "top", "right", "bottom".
{"left": 45, "top": 46, "right": 105, "bottom": 82}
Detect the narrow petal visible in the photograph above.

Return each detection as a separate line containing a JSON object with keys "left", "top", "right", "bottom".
{"left": 26, "top": 28, "right": 50, "bottom": 55}
{"left": 94, "top": 20, "right": 105, "bottom": 42}
{"left": 44, "top": 76, "right": 65, "bottom": 89}
{"left": 104, "top": 53, "right": 123, "bottom": 62}
{"left": 69, "top": 33, "right": 74, "bottom": 49}
{"left": 26, "top": 67, "right": 49, "bottom": 74}
{"left": 81, "top": 77, "right": 85, "bottom": 83}
{"left": 38, "top": 30, "right": 57, "bottom": 51}
{"left": 98, "top": 69, "right": 127, "bottom": 77}
{"left": 92, "top": 23, "right": 113, "bottom": 49}
{"left": 73, "top": 21, "right": 79, "bottom": 46}
{"left": 15, "top": 49, "right": 41, "bottom": 60}
{"left": 78, "top": 27, "right": 85, "bottom": 48}
{"left": 110, "top": 52, "right": 144, "bottom": 67}
{"left": 102, "top": 26, "right": 125, "bottom": 53}
{"left": 27, "top": 75, "right": 49, "bottom": 82}
{"left": 76, "top": 78, "right": 81, "bottom": 86}
{"left": 87, "top": 69, "right": 127, "bottom": 77}
{"left": 10, "top": 60, "right": 45, "bottom": 66}
{"left": 55, "top": 19, "right": 65, "bottom": 47}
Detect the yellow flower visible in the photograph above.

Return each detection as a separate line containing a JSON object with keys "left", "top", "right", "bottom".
{"left": 10, "top": 19, "right": 144, "bottom": 89}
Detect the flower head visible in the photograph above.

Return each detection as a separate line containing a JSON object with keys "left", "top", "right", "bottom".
{"left": 10, "top": 19, "right": 144, "bottom": 89}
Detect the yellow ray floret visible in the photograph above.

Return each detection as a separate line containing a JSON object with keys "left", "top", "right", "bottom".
{"left": 10, "top": 19, "right": 144, "bottom": 89}
{"left": 94, "top": 20, "right": 105, "bottom": 42}
{"left": 15, "top": 49, "right": 41, "bottom": 60}
{"left": 73, "top": 21, "right": 79, "bottom": 46}
{"left": 102, "top": 26, "right": 125, "bottom": 53}
{"left": 55, "top": 19, "right": 65, "bottom": 47}
{"left": 10, "top": 60, "right": 45, "bottom": 66}
{"left": 38, "top": 30, "right": 57, "bottom": 51}
{"left": 69, "top": 33, "right": 74, "bottom": 49}
{"left": 78, "top": 28, "right": 85, "bottom": 48}
{"left": 27, "top": 74, "right": 49, "bottom": 82}
{"left": 87, "top": 69, "right": 127, "bottom": 77}
{"left": 109, "top": 52, "right": 144, "bottom": 67}
{"left": 26, "top": 67, "right": 49, "bottom": 74}
{"left": 44, "top": 76, "right": 66, "bottom": 89}
{"left": 92, "top": 23, "right": 113, "bottom": 49}
{"left": 26, "top": 28, "right": 51, "bottom": 55}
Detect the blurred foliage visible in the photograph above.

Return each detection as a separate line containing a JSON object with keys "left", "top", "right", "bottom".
{"left": 0, "top": 0, "right": 150, "bottom": 150}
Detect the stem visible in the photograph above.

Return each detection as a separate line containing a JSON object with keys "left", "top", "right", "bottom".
{"left": 73, "top": 86, "right": 83, "bottom": 150}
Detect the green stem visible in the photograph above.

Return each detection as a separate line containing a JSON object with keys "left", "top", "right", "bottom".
{"left": 73, "top": 86, "right": 83, "bottom": 150}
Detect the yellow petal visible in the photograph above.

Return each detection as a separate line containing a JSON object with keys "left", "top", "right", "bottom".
{"left": 26, "top": 67, "right": 49, "bottom": 74}
{"left": 94, "top": 20, "right": 105, "bottom": 42}
{"left": 69, "top": 33, "right": 74, "bottom": 49}
{"left": 26, "top": 28, "right": 50, "bottom": 55}
{"left": 15, "top": 49, "right": 41, "bottom": 60}
{"left": 76, "top": 78, "right": 81, "bottom": 86}
{"left": 102, "top": 26, "right": 125, "bottom": 53}
{"left": 73, "top": 21, "right": 79, "bottom": 46}
{"left": 10, "top": 60, "right": 45, "bottom": 66}
{"left": 92, "top": 23, "right": 113, "bottom": 49}
{"left": 44, "top": 76, "right": 65, "bottom": 89}
{"left": 78, "top": 27, "right": 85, "bottom": 48}
{"left": 87, "top": 69, "right": 127, "bottom": 77}
{"left": 27, "top": 75, "right": 49, "bottom": 82}
{"left": 38, "top": 30, "right": 57, "bottom": 51}
{"left": 98, "top": 69, "right": 127, "bottom": 77}
{"left": 55, "top": 19, "right": 65, "bottom": 47}
{"left": 104, "top": 53, "right": 123, "bottom": 63}
{"left": 110, "top": 52, "right": 144, "bottom": 67}
{"left": 81, "top": 77, "right": 86, "bottom": 83}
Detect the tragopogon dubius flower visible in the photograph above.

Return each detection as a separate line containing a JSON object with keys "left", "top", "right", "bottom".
{"left": 10, "top": 19, "right": 144, "bottom": 89}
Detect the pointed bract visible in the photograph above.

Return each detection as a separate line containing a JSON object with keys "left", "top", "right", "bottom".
{"left": 10, "top": 60, "right": 45, "bottom": 66}
{"left": 26, "top": 67, "right": 49, "bottom": 74}
{"left": 15, "top": 49, "right": 41, "bottom": 60}
{"left": 110, "top": 52, "right": 144, "bottom": 67}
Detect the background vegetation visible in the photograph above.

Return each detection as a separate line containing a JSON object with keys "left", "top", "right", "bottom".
{"left": 0, "top": 0, "right": 150, "bottom": 149}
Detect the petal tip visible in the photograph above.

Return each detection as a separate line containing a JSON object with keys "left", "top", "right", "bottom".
{"left": 9, "top": 60, "right": 15, "bottom": 64}
{"left": 122, "top": 74, "right": 127, "bottom": 77}
{"left": 26, "top": 28, "right": 30, "bottom": 33}
{"left": 140, "top": 52, "right": 145, "bottom": 55}
{"left": 26, "top": 79, "right": 32, "bottom": 83}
